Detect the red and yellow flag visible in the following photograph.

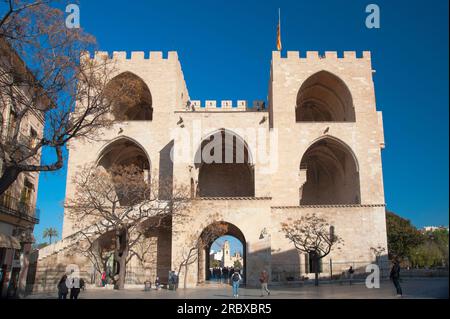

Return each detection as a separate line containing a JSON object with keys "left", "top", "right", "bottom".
{"left": 277, "top": 9, "right": 282, "bottom": 51}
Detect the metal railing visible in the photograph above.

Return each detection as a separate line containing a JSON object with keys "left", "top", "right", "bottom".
{"left": 271, "top": 260, "right": 392, "bottom": 283}
{"left": 0, "top": 193, "right": 40, "bottom": 223}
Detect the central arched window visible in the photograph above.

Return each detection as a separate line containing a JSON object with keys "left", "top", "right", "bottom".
{"left": 195, "top": 129, "right": 254, "bottom": 197}
{"left": 296, "top": 71, "right": 355, "bottom": 122}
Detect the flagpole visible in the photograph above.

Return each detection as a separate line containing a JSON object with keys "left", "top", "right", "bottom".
{"left": 277, "top": 8, "right": 282, "bottom": 52}
{"left": 279, "top": 8, "right": 281, "bottom": 29}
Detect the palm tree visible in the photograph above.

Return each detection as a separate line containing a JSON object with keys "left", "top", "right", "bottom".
{"left": 43, "top": 228, "right": 58, "bottom": 244}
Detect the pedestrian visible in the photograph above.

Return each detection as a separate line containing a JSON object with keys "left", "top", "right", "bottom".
{"left": 101, "top": 271, "right": 107, "bottom": 287}
{"left": 69, "top": 271, "right": 81, "bottom": 299}
{"left": 155, "top": 276, "right": 161, "bottom": 290}
{"left": 231, "top": 269, "right": 242, "bottom": 298}
{"left": 390, "top": 260, "right": 403, "bottom": 297}
{"left": 80, "top": 278, "right": 85, "bottom": 291}
{"left": 57, "top": 274, "right": 69, "bottom": 299}
{"left": 173, "top": 271, "right": 178, "bottom": 291}
{"left": 223, "top": 267, "right": 229, "bottom": 284}
{"left": 259, "top": 270, "right": 270, "bottom": 297}
{"left": 169, "top": 271, "right": 178, "bottom": 291}
{"left": 348, "top": 266, "right": 355, "bottom": 285}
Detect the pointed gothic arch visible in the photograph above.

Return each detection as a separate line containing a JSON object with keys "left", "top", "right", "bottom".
{"left": 299, "top": 136, "right": 360, "bottom": 205}
{"left": 296, "top": 71, "right": 355, "bottom": 122}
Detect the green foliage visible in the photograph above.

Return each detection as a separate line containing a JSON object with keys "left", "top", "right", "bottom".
{"left": 386, "top": 211, "right": 423, "bottom": 260}
{"left": 233, "top": 260, "right": 242, "bottom": 269}
{"left": 409, "top": 242, "right": 444, "bottom": 268}
{"left": 42, "top": 227, "right": 59, "bottom": 244}
{"left": 210, "top": 259, "right": 221, "bottom": 268}
{"left": 423, "top": 228, "right": 449, "bottom": 267}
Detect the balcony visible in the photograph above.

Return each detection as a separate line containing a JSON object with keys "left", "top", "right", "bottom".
{"left": 0, "top": 193, "right": 40, "bottom": 224}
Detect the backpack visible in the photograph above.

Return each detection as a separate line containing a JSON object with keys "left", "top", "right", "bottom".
{"left": 232, "top": 273, "right": 240, "bottom": 282}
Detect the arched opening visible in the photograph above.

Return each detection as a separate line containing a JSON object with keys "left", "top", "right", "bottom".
{"left": 97, "top": 137, "right": 151, "bottom": 205}
{"left": 207, "top": 236, "right": 244, "bottom": 283}
{"left": 91, "top": 218, "right": 172, "bottom": 287}
{"left": 133, "top": 216, "right": 173, "bottom": 285}
{"left": 295, "top": 71, "right": 355, "bottom": 122}
{"left": 97, "top": 138, "right": 150, "bottom": 173}
{"left": 299, "top": 137, "right": 360, "bottom": 205}
{"left": 92, "top": 230, "right": 120, "bottom": 286}
{"left": 197, "top": 222, "right": 246, "bottom": 285}
{"left": 105, "top": 72, "right": 153, "bottom": 121}
{"left": 195, "top": 129, "right": 255, "bottom": 197}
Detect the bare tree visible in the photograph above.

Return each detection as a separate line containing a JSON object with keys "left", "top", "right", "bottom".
{"left": 0, "top": 1, "right": 132, "bottom": 194}
{"left": 66, "top": 164, "right": 190, "bottom": 289}
{"left": 176, "top": 215, "right": 228, "bottom": 288}
{"left": 281, "top": 213, "right": 342, "bottom": 286}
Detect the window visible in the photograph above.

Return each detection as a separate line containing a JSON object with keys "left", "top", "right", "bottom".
{"left": 7, "top": 110, "right": 17, "bottom": 139}
{"left": 330, "top": 226, "right": 335, "bottom": 242}
{"left": 20, "top": 179, "right": 34, "bottom": 207}
{"left": 29, "top": 127, "right": 38, "bottom": 148}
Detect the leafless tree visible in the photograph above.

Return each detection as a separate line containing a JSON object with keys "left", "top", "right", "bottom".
{"left": 0, "top": 1, "right": 134, "bottom": 194}
{"left": 281, "top": 213, "right": 343, "bottom": 286}
{"left": 66, "top": 164, "right": 190, "bottom": 289}
{"left": 176, "top": 215, "right": 228, "bottom": 288}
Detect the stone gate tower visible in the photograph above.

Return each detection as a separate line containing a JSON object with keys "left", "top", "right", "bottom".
{"left": 35, "top": 49, "right": 388, "bottom": 290}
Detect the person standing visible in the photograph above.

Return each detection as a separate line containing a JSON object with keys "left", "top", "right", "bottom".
{"left": 348, "top": 266, "right": 355, "bottom": 285}
{"left": 57, "top": 274, "right": 68, "bottom": 299}
{"left": 223, "top": 267, "right": 229, "bottom": 284}
{"left": 69, "top": 271, "right": 81, "bottom": 299}
{"left": 231, "top": 269, "right": 242, "bottom": 298}
{"left": 390, "top": 260, "right": 403, "bottom": 297}
{"left": 259, "top": 270, "right": 270, "bottom": 297}
{"left": 101, "top": 271, "right": 107, "bottom": 287}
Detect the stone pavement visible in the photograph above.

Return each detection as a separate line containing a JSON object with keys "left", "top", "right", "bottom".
{"left": 25, "top": 278, "right": 448, "bottom": 299}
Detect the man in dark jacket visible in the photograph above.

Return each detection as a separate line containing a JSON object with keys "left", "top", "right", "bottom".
{"left": 57, "top": 275, "right": 69, "bottom": 299}
{"left": 390, "top": 260, "right": 402, "bottom": 296}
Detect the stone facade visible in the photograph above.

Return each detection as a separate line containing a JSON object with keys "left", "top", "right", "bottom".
{"left": 36, "top": 50, "right": 388, "bottom": 290}
{"left": 0, "top": 38, "right": 45, "bottom": 297}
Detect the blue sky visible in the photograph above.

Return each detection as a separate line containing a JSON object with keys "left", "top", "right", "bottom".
{"left": 33, "top": 0, "right": 449, "bottom": 244}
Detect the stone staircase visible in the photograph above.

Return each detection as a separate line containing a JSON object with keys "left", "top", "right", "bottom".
{"left": 38, "top": 234, "right": 79, "bottom": 262}
{"left": 35, "top": 200, "right": 174, "bottom": 292}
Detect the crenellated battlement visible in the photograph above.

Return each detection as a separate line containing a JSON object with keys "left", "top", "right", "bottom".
{"left": 180, "top": 100, "right": 267, "bottom": 112}
{"left": 80, "top": 50, "right": 179, "bottom": 62}
{"left": 272, "top": 50, "right": 371, "bottom": 61}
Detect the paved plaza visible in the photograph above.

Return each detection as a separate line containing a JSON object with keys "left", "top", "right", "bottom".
{"left": 25, "top": 278, "right": 448, "bottom": 299}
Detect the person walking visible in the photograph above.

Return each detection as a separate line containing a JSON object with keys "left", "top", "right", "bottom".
{"left": 259, "top": 270, "right": 270, "bottom": 297}
{"left": 69, "top": 271, "right": 81, "bottom": 299}
{"left": 223, "top": 267, "right": 229, "bottom": 284}
{"left": 231, "top": 269, "right": 242, "bottom": 298}
{"left": 348, "top": 266, "right": 355, "bottom": 285}
{"left": 229, "top": 267, "right": 234, "bottom": 283}
{"left": 390, "top": 260, "right": 403, "bottom": 297}
{"left": 57, "top": 274, "right": 69, "bottom": 299}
